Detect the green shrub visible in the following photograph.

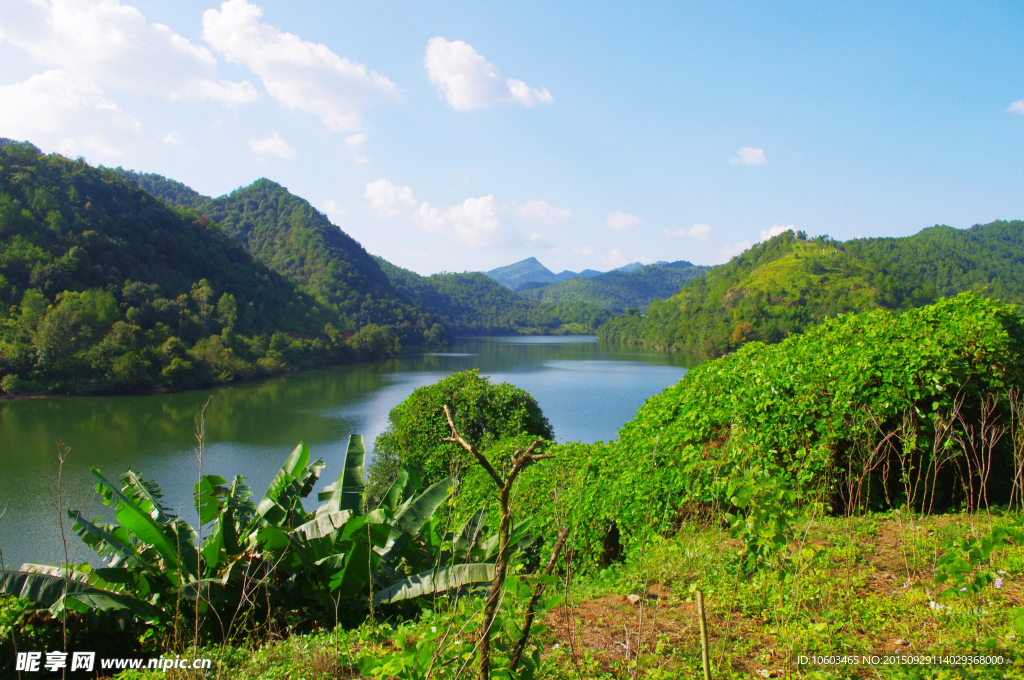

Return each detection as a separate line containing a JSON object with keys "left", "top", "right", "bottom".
{"left": 371, "top": 369, "right": 554, "bottom": 488}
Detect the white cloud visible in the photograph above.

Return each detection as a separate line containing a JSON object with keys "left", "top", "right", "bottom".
{"left": 415, "top": 195, "right": 508, "bottom": 248}
{"left": 203, "top": 0, "right": 400, "bottom": 131}
{"left": 760, "top": 224, "right": 793, "bottom": 241}
{"left": 425, "top": 37, "right": 552, "bottom": 111}
{"left": 514, "top": 199, "right": 571, "bottom": 224}
{"left": 664, "top": 223, "right": 712, "bottom": 240}
{"left": 715, "top": 241, "right": 752, "bottom": 264}
{"left": 343, "top": 133, "right": 369, "bottom": 164}
{"left": 574, "top": 245, "right": 594, "bottom": 256}
{"left": 365, "top": 179, "right": 417, "bottom": 217}
{"left": 399, "top": 250, "right": 430, "bottom": 259}
{"left": 0, "top": 0, "right": 259, "bottom": 105}
{"left": 163, "top": 131, "right": 183, "bottom": 145}
{"left": 1009, "top": 100, "right": 1024, "bottom": 115}
{"left": 606, "top": 211, "right": 641, "bottom": 231}
{"left": 0, "top": 70, "right": 141, "bottom": 157}
{"left": 249, "top": 131, "right": 296, "bottom": 159}
{"left": 730, "top": 146, "right": 766, "bottom": 165}
{"left": 343, "top": 133, "right": 367, "bottom": 149}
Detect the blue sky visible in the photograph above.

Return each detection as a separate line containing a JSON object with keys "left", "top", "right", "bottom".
{"left": 1, "top": 0, "right": 1022, "bottom": 275}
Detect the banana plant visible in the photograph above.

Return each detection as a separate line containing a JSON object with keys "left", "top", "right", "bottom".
{"left": 1, "top": 435, "right": 536, "bottom": 634}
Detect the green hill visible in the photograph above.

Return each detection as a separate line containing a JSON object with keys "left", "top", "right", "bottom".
{"left": 118, "top": 172, "right": 444, "bottom": 344}
{"left": 599, "top": 224, "right": 1024, "bottom": 356}
{"left": 518, "top": 260, "right": 710, "bottom": 312}
{"left": 0, "top": 142, "right": 379, "bottom": 395}
{"left": 376, "top": 258, "right": 610, "bottom": 335}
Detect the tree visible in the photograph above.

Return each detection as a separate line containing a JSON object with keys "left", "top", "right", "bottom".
{"left": 190, "top": 279, "right": 214, "bottom": 331}
{"left": 216, "top": 292, "right": 237, "bottom": 336}
{"left": 371, "top": 369, "right": 553, "bottom": 488}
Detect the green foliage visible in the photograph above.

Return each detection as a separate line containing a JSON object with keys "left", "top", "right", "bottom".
{"left": 376, "top": 258, "right": 611, "bottom": 335}
{"left": 0, "top": 143, "right": 424, "bottom": 394}
{"left": 0, "top": 435, "right": 545, "bottom": 645}
{"left": 934, "top": 518, "right": 1022, "bottom": 600}
{"left": 725, "top": 470, "right": 799, "bottom": 569}
{"left": 371, "top": 370, "right": 554, "bottom": 487}
{"left": 514, "top": 295, "right": 1024, "bottom": 565}
{"left": 358, "top": 573, "right": 559, "bottom": 679}
{"left": 120, "top": 172, "right": 446, "bottom": 345}
{"left": 518, "top": 261, "right": 710, "bottom": 313}
{"left": 599, "top": 225, "right": 1024, "bottom": 356}
{"left": 347, "top": 323, "right": 400, "bottom": 359}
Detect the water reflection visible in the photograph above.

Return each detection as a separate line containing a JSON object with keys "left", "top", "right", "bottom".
{"left": 0, "top": 337, "right": 698, "bottom": 566}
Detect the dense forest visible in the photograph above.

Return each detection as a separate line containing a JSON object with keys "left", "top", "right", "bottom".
{"left": 0, "top": 142, "right": 406, "bottom": 395}
{"left": 376, "top": 257, "right": 610, "bottom": 335}
{"left": 117, "top": 171, "right": 446, "bottom": 345}
{"left": 517, "top": 260, "right": 711, "bottom": 312}
{"left": 599, "top": 225, "right": 1024, "bottom": 356}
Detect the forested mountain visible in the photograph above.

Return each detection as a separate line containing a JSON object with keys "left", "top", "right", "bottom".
{"left": 0, "top": 142, "right": 398, "bottom": 396}
{"left": 483, "top": 257, "right": 574, "bottom": 289}
{"left": 118, "top": 171, "right": 445, "bottom": 344}
{"left": 484, "top": 256, "right": 653, "bottom": 290}
{"left": 117, "top": 169, "right": 207, "bottom": 210}
{"left": 518, "top": 260, "right": 710, "bottom": 312}
{"left": 599, "top": 224, "right": 1024, "bottom": 356}
{"left": 376, "top": 258, "right": 610, "bottom": 335}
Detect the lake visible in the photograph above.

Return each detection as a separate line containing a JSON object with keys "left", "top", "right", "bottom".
{"left": 0, "top": 336, "right": 699, "bottom": 567}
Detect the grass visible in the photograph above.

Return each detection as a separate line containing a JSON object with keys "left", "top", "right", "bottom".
{"left": 100, "top": 511, "right": 1024, "bottom": 679}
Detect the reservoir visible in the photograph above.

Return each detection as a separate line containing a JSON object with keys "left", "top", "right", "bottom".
{"left": 0, "top": 336, "right": 699, "bottom": 567}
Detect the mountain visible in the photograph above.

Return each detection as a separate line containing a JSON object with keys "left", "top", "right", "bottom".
{"left": 599, "top": 224, "right": 1024, "bottom": 356}
{"left": 0, "top": 142, "right": 374, "bottom": 395}
{"left": 117, "top": 172, "right": 444, "bottom": 344}
{"left": 483, "top": 257, "right": 566, "bottom": 289}
{"left": 376, "top": 258, "right": 610, "bottom": 335}
{"left": 518, "top": 260, "right": 711, "bottom": 312}
{"left": 485, "top": 257, "right": 656, "bottom": 289}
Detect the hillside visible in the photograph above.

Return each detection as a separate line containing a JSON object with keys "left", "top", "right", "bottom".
{"left": 118, "top": 172, "right": 444, "bottom": 344}
{"left": 375, "top": 258, "right": 610, "bottom": 335}
{"left": 0, "top": 142, "right": 376, "bottom": 395}
{"left": 518, "top": 260, "right": 710, "bottom": 312}
{"left": 599, "top": 224, "right": 1024, "bottom": 356}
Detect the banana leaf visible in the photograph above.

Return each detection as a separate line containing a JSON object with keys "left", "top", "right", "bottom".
{"left": 91, "top": 469, "right": 191, "bottom": 579}
{"left": 317, "top": 435, "right": 366, "bottom": 515}
{"left": 0, "top": 570, "right": 166, "bottom": 623}
{"left": 372, "top": 564, "right": 496, "bottom": 606}
{"left": 254, "top": 442, "right": 311, "bottom": 522}
{"left": 121, "top": 470, "right": 172, "bottom": 522}
{"left": 378, "top": 477, "right": 453, "bottom": 561}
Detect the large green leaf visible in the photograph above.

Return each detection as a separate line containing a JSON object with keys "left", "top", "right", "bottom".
{"left": 477, "top": 518, "right": 537, "bottom": 562}
{"left": 54, "top": 591, "right": 167, "bottom": 623}
{"left": 378, "top": 477, "right": 453, "bottom": 561}
{"left": 317, "top": 435, "right": 366, "bottom": 515}
{"left": 255, "top": 442, "right": 311, "bottom": 521}
{"left": 296, "top": 510, "right": 353, "bottom": 540}
{"left": 121, "top": 470, "right": 172, "bottom": 522}
{"left": 68, "top": 510, "right": 157, "bottom": 575}
{"left": 194, "top": 475, "right": 228, "bottom": 525}
{"left": 0, "top": 571, "right": 166, "bottom": 623}
{"left": 377, "top": 468, "right": 410, "bottom": 513}
{"left": 91, "top": 469, "right": 189, "bottom": 579}
{"left": 372, "top": 564, "right": 496, "bottom": 606}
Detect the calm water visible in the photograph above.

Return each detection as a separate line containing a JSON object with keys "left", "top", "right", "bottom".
{"left": 0, "top": 336, "right": 699, "bottom": 567}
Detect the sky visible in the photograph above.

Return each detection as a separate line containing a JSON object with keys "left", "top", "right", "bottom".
{"left": 1, "top": 0, "right": 1022, "bottom": 275}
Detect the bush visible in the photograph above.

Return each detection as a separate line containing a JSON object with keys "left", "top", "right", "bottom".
{"left": 568, "top": 293, "right": 1024, "bottom": 562}
{"left": 370, "top": 370, "right": 554, "bottom": 488}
